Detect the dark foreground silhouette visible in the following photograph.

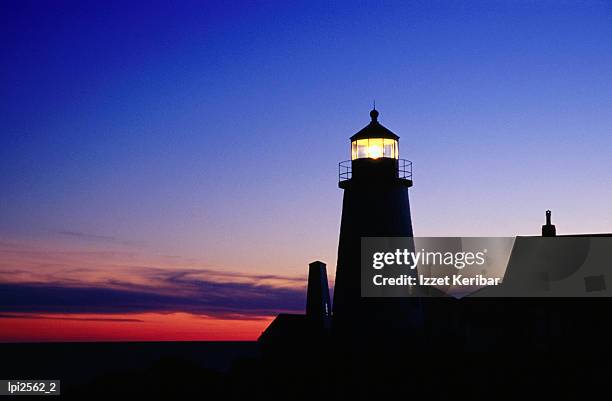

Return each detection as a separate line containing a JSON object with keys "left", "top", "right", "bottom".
{"left": 2, "top": 323, "right": 612, "bottom": 401}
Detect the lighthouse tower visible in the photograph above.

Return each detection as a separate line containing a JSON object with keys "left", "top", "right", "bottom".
{"left": 333, "top": 109, "right": 422, "bottom": 340}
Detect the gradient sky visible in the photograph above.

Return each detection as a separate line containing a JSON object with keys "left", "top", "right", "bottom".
{"left": 1, "top": 1, "right": 612, "bottom": 341}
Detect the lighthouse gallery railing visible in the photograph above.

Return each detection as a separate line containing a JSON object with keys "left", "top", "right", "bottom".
{"left": 338, "top": 159, "right": 412, "bottom": 183}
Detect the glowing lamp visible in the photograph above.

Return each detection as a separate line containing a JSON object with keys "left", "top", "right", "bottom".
{"left": 351, "top": 137, "right": 397, "bottom": 160}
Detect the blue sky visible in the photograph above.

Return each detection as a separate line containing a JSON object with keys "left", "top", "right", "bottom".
{"left": 2, "top": 0, "right": 612, "bottom": 282}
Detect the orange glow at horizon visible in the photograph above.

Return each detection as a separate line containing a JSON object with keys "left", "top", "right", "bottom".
{"left": 0, "top": 312, "right": 273, "bottom": 342}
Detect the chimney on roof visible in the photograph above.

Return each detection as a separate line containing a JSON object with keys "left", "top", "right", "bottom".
{"left": 542, "top": 210, "right": 557, "bottom": 237}
{"left": 306, "top": 261, "right": 331, "bottom": 330}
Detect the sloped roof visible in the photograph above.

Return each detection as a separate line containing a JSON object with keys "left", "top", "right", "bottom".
{"left": 350, "top": 109, "right": 399, "bottom": 141}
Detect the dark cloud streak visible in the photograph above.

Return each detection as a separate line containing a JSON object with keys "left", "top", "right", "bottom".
{"left": 0, "top": 275, "right": 305, "bottom": 319}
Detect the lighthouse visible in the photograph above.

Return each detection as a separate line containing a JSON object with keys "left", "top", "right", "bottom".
{"left": 333, "top": 108, "right": 423, "bottom": 340}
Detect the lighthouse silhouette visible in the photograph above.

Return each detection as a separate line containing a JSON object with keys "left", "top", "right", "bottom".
{"left": 258, "top": 108, "right": 424, "bottom": 348}
{"left": 333, "top": 108, "right": 423, "bottom": 342}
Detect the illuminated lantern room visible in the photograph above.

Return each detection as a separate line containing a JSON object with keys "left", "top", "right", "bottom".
{"left": 350, "top": 109, "right": 399, "bottom": 160}
{"left": 339, "top": 108, "right": 412, "bottom": 188}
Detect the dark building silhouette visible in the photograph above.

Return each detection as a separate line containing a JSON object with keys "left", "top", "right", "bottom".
{"left": 259, "top": 261, "right": 331, "bottom": 351}
{"left": 260, "top": 110, "right": 612, "bottom": 356}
